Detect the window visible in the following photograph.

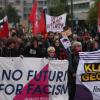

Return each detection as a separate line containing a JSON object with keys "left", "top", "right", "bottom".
{"left": 24, "top": 14, "right": 27, "bottom": 19}
{"left": 0, "top": 0, "right": 2, "bottom": 4}
{"left": 16, "top": 0, "right": 20, "bottom": 5}
{"left": 74, "top": 3, "right": 89, "bottom": 10}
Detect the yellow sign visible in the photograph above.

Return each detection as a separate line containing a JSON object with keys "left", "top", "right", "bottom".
{"left": 81, "top": 63, "right": 100, "bottom": 82}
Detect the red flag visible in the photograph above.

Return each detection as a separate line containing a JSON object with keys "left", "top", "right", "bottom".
{"left": 98, "top": 1, "right": 100, "bottom": 32}
{"left": 0, "top": 16, "right": 9, "bottom": 38}
{"left": 29, "top": 0, "right": 37, "bottom": 23}
{"left": 29, "top": 0, "right": 39, "bottom": 35}
{"left": 38, "top": 10, "right": 47, "bottom": 38}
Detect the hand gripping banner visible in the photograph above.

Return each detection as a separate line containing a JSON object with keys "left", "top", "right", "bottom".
{"left": 75, "top": 50, "right": 100, "bottom": 100}
{"left": 0, "top": 58, "right": 69, "bottom": 100}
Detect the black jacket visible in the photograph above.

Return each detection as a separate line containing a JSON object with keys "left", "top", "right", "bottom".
{"left": 24, "top": 45, "right": 40, "bottom": 57}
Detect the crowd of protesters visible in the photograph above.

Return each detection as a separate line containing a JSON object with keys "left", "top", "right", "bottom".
{"left": 0, "top": 27, "right": 69, "bottom": 59}
{"left": 0, "top": 25, "right": 100, "bottom": 100}
{"left": 0, "top": 25, "right": 100, "bottom": 58}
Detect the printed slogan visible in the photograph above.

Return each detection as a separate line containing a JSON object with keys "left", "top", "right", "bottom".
{"left": 46, "top": 14, "right": 67, "bottom": 32}
{"left": 0, "top": 58, "right": 69, "bottom": 100}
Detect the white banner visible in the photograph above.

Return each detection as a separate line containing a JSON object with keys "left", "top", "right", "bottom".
{"left": 60, "top": 37, "right": 71, "bottom": 49}
{"left": 46, "top": 14, "right": 67, "bottom": 32}
{"left": 75, "top": 50, "right": 100, "bottom": 100}
{"left": 0, "top": 57, "right": 69, "bottom": 100}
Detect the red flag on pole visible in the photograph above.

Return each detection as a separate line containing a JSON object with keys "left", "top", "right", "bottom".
{"left": 38, "top": 10, "right": 47, "bottom": 38}
{"left": 29, "top": 0, "right": 37, "bottom": 23}
{"left": 28, "top": 0, "right": 39, "bottom": 36}
{"left": 98, "top": 1, "right": 100, "bottom": 33}
{"left": 0, "top": 16, "right": 9, "bottom": 38}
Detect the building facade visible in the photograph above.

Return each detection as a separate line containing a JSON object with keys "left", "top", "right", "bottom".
{"left": 46, "top": 0, "right": 95, "bottom": 20}
{"left": 0, "top": 0, "right": 48, "bottom": 20}
{"left": 0, "top": 0, "right": 95, "bottom": 21}
{"left": 68, "top": 0, "right": 95, "bottom": 20}
{"left": 38, "top": 0, "right": 48, "bottom": 13}
{"left": 0, "top": 0, "right": 33, "bottom": 20}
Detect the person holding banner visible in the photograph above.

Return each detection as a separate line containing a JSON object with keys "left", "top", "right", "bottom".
{"left": 46, "top": 46, "right": 58, "bottom": 60}
{"left": 0, "top": 40, "right": 4, "bottom": 57}
{"left": 68, "top": 41, "right": 82, "bottom": 100}
{"left": 3, "top": 39, "right": 19, "bottom": 57}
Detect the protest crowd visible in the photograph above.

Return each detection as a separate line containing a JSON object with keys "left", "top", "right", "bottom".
{"left": 0, "top": 24, "right": 100, "bottom": 100}
{"left": 0, "top": 25, "right": 100, "bottom": 58}
{"left": 0, "top": 0, "right": 100, "bottom": 99}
